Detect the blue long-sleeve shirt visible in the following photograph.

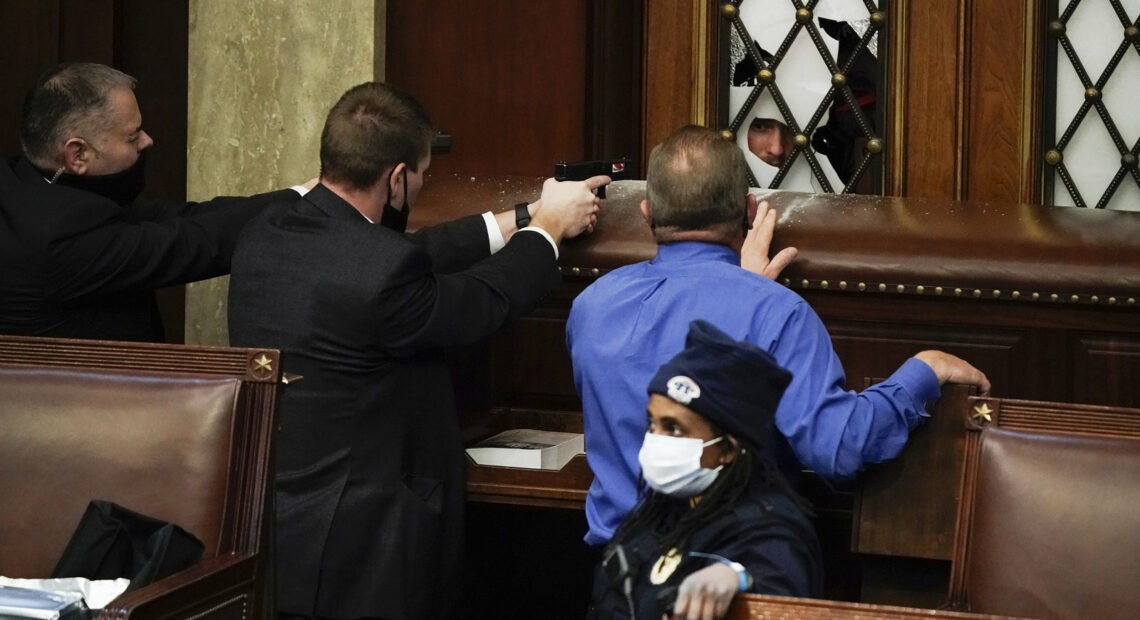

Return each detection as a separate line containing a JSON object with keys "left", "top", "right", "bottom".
{"left": 567, "top": 241, "right": 940, "bottom": 546}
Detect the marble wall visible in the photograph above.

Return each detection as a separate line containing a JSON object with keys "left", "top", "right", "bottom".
{"left": 185, "top": 0, "right": 383, "bottom": 345}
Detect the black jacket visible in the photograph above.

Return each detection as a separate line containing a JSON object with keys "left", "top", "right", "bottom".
{"left": 589, "top": 480, "right": 823, "bottom": 619}
{"left": 0, "top": 155, "right": 292, "bottom": 341}
{"left": 227, "top": 184, "right": 561, "bottom": 619}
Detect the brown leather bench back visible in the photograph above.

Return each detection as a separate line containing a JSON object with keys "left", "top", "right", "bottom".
{"left": 949, "top": 396, "right": 1140, "bottom": 620}
{"left": 0, "top": 366, "right": 241, "bottom": 579}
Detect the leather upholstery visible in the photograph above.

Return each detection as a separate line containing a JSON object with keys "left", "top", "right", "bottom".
{"left": 412, "top": 176, "right": 1140, "bottom": 299}
{"left": 952, "top": 415, "right": 1140, "bottom": 619}
{"left": 0, "top": 367, "right": 240, "bottom": 578}
{"left": 0, "top": 335, "right": 279, "bottom": 619}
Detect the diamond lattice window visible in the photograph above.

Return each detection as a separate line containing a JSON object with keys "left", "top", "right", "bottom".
{"left": 723, "top": 0, "right": 885, "bottom": 194}
{"left": 1045, "top": 0, "right": 1140, "bottom": 210}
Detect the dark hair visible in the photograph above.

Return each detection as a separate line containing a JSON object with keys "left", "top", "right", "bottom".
{"left": 645, "top": 125, "right": 750, "bottom": 241}
{"left": 612, "top": 435, "right": 810, "bottom": 558}
{"left": 20, "top": 62, "right": 137, "bottom": 165}
{"left": 319, "top": 82, "right": 434, "bottom": 191}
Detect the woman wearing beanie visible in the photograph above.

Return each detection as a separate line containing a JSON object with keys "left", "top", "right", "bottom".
{"left": 588, "top": 320, "right": 823, "bottom": 620}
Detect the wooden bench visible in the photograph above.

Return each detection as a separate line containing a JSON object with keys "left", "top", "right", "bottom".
{"left": 0, "top": 336, "right": 280, "bottom": 619}
{"left": 945, "top": 394, "right": 1140, "bottom": 619}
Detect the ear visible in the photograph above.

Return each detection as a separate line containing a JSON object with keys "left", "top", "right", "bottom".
{"left": 387, "top": 162, "right": 407, "bottom": 197}
{"left": 640, "top": 199, "right": 652, "bottom": 226}
{"left": 719, "top": 435, "right": 742, "bottom": 465}
{"left": 61, "top": 138, "right": 91, "bottom": 175}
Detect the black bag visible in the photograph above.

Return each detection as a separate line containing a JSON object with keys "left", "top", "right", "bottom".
{"left": 51, "top": 500, "right": 205, "bottom": 591}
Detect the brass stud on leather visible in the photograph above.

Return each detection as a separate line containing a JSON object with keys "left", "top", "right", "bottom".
{"left": 1127, "top": 25, "right": 1140, "bottom": 42}
{"left": 992, "top": 289, "right": 1001, "bottom": 298}
{"left": 1109, "top": 297, "right": 1117, "bottom": 305}
{"left": 794, "top": 133, "right": 809, "bottom": 148}
{"left": 935, "top": 286, "right": 944, "bottom": 295}
{"left": 1122, "top": 153, "right": 1137, "bottom": 169}
{"left": 839, "top": 281, "right": 848, "bottom": 290}
{"left": 795, "top": 8, "right": 812, "bottom": 24}
{"left": 1046, "top": 150, "right": 1063, "bottom": 166}
{"left": 832, "top": 73, "right": 847, "bottom": 87}
{"left": 571, "top": 267, "right": 581, "bottom": 276}
{"left": 1048, "top": 20, "right": 1066, "bottom": 37}
{"left": 590, "top": 268, "right": 600, "bottom": 277}
{"left": 1085, "top": 87, "right": 1101, "bottom": 102}
{"left": 916, "top": 285, "right": 925, "bottom": 294}
{"left": 896, "top": 284, "right": 905, "bottom": 294}
{"left": 1032, "top": 292, "right": 1040, "bottom": 300}
{"left": 1051, "top": 293, "right": 1060, "bottom": 302}
{"left": 1091, "top": 295, "right": 1099, "bottom": 303}
{"left": 973, "top": 289, "right": 982, "bottom": 298}
{"left": 1129, "top": 298, "right": 1136, "bottom": 305}
{"left": 758, "top": 69, "right": 775, "bottom": 84}
{"left": 1071, "top": 294, "right": 1080, "bottom": 303}
{"left": 820, "top": 280, "right": 829, "bottom": 289}
{"left": 783, "top": 278, "right": 791, "bottom": 286}
{"left": 869, "top": 11, "right": 886, "bottom": 28}
{"left": 802, "top": 279, "right": 810, "bottom": 288}
{"left": 878, "top": 283, "right": 887, "bottom": 292}
{"left": 720, "top": 129, "right": 735, "bottom": 141}
{"left": 954, "top": 288, "right": 963, "bottom": 296}
{"left": 721, "top": 3, "right": 738, "bottom": 18}
{"left": 1012, "top": 291, "right": 1021, "bottom": 299}
{"left": 858, "top": 282, "right": 866, "bottom": 291}
{"left": 865, "top": 138, "right": 884, "bottom": 154}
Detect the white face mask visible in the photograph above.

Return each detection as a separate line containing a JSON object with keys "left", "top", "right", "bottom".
{"left": 638, "top": 433, "right": 724, "bottom": 498}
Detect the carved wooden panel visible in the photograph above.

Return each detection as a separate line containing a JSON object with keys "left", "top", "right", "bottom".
{"left": 1071, "top": 332, "right": 1140, "bottom": 405}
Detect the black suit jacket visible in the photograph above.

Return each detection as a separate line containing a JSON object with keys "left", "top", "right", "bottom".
{"left": 0, "top": 155, "right": 295, "bottom": 341}
{"left": 227, "top": 184, "right": 562, "bottom": 619}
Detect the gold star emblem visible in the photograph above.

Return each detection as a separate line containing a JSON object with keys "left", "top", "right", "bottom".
{"left": 972, "top": 402, "right": 993, "bottom": 424}
{"left": 251, "top": 353, "right": 274, "bottom": 378}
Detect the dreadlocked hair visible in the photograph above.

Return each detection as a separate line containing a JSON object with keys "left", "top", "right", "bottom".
{"left": 610, "top": 439, "right": 813, "bottom": 559}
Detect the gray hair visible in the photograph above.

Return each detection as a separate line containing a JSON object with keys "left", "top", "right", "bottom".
{"left": 646, "top": 125, "right": 750, "bottom": 241}
{"left": 21, "top": 62, "right": 137, "bottom": 165}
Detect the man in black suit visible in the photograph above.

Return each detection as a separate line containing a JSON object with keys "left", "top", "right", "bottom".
{"left": 0, "top": 62, "right": 307, "bottom": 342}
{"left": 227, "top": 82, "right": 608, "bottom": 620}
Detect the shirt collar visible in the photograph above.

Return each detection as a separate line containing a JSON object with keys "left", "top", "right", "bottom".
{"left": 652, "top": 241, "right": 739, "bottom": 265}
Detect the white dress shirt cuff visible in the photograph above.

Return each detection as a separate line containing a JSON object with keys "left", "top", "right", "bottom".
{"left": 483, "top": 211, "right": 506, "bottom": 254}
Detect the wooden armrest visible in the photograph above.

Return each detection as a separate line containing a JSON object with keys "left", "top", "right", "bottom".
{"left": 98, "top": 553, "right": 260, "bottom": 619}
{"left": 728, "top": 593, "right": 1025, "bottom": 619}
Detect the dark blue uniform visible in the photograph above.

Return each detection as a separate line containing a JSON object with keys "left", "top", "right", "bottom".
{"left": 588, "top": 478, "right": 823, "bottom": 619}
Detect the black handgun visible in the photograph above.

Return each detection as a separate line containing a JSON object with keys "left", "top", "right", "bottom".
{"left": 554, "top": 158, "right": 634, "bottom": 198}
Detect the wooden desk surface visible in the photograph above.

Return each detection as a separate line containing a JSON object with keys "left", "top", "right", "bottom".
{"left": 728, "top": 594, "right": 1028, "bottom": 619}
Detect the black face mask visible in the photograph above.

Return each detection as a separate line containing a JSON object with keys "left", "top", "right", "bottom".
{"left": 50, "top": 150, "right": 148, "bottom": 206}
{"left": 379, "top": 167, "right": 410, "bottom": 233}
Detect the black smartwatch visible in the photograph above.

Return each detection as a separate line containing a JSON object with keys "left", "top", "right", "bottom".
{"left": 514, "top": 202, "right": 531, "bottom": 229}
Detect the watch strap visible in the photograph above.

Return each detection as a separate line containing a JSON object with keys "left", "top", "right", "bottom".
{"left": 727, "top": 560, "right": 752, "bottom": 592}
{"left": 514, "top": 202, "right": 532, "bottom": 229}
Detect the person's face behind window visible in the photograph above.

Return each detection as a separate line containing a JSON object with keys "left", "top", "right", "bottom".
{"left": 747, "top": 117, "right": 792, "bottom": 167}
{"left": 646, "top": 394, "right": 725, "bottom": 470}
{"left": 81, "top": 87, "right": 153, "bottom": 176}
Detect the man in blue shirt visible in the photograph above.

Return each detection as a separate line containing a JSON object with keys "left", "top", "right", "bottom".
{"left": 567, "top": 125, "right": 991, "bottom": 547}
